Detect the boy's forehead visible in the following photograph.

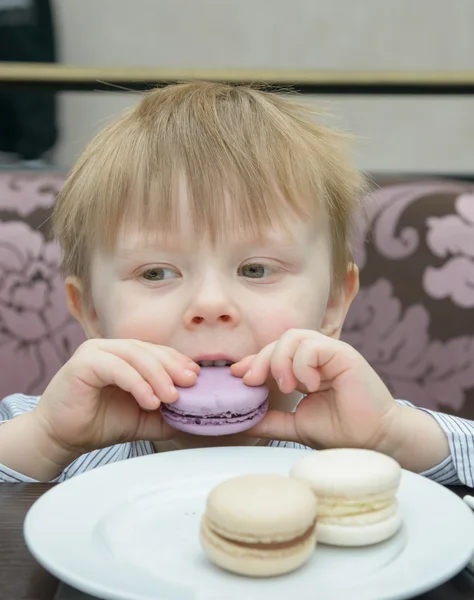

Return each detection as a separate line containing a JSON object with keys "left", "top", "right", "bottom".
{"left": 112, "top": 179, "right": 329, "bottom": 255}
{"left": 114, "top": 219, "right": 323, "bottom": 255}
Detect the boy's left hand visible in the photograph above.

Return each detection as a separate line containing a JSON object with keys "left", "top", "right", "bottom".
{"left": 230, "top": 329, "right": 401, "bottom": 455}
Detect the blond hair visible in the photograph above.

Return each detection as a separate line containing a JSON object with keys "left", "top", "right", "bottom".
{"left": 53, "top": 82, "right": 366, "bottom": 289}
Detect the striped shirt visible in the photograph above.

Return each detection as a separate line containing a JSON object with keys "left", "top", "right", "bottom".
{"left": 1, "top": 394, "right": 473, "bottom": 487}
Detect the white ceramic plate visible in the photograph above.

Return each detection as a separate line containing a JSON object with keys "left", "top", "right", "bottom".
{"left": 24, "top": 446, "right": 474, "bottom": 600}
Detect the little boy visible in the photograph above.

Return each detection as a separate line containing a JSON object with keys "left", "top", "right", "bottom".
{"left": 0, "top": 82, "right": 472, "bottom": 486}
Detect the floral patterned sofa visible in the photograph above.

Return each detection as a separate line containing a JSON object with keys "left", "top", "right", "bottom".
{"left": 1, "top": 172, "right": 473, "bottom": 419}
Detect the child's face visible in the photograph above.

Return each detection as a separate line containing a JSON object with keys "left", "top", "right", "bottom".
{"left": 68, "top": 195, "right": 357, "bottom": 447}
{"left": 87, "top": 223, "right": 343, "bottom": 358}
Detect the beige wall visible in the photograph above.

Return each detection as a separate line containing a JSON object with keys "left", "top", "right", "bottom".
{"left": 51, "top": 0, "right": 474, "bottom": 173}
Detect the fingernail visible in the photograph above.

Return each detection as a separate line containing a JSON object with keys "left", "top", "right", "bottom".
{"left": 245, "top": 369, "right": 252, "bottom": 378}
{"left": 277, "top": 378, "right": 284, "bottom": 390}
{"left": 152, "top": 394, "right": 161, "bottom": 406}
{"left": 184, "top": 369, "right": 197, "bottom": 377}
{"left": 169, "top": 386, "right": 179, "bottom": 400}
{"left": 187, "top": 361, "right": 198, "bottom": 369}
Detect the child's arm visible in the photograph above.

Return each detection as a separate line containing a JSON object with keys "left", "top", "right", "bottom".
{"left": 394, "top": 400, "right": 474, "bottom": 487}
{"left": 0, "top": 407, "right": 80, "bottom": 481}
{"left": 0, "top": 339, "right": 200, "bottom": 482}
{"left": 232, "top": 329, "right": 474, "bottom": 488}
{"left": 0, "top": 394, "right": 155, "bottom": 482}
{"left": 374, "top": 403, "right": 450, "bottom": 473}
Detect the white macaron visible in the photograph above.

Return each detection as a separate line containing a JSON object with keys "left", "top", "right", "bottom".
{"left": 290, "top": 449, "right": 402, "bottom": 547}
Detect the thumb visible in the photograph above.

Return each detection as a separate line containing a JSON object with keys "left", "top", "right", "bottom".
{"left": 230, "top": 356, "right": 255, "bottom": 377}
{"left": 138, "top": 409, "right": 176, "bottom": 442}
{"left": 243, "top": 409, "right": 302, "bottom": 444}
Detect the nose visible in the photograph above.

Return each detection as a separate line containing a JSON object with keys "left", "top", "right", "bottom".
{"left": 183, "top": 279, "right": 240, "bottom": 328}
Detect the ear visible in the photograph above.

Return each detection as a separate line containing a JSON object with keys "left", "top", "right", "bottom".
{"left": 320, "top": 264, "right": 359, "bottom": 339}
{"left": 65, "top": 276, "right": 103, "bottom": 339}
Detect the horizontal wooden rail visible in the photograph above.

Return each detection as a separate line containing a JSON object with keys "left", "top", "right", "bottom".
{"left": 1, "top": 64, "right": 474, "bottom": 94}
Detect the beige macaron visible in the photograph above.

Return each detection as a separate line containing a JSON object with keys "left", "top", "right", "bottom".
{"left": 200, "top": 474, "right": 317, "bottom": 577}
{"left": 290, "top": 449, "right": 402, "bottom": 547}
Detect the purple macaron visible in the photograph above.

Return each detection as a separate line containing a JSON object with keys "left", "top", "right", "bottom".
{"left": 160, "top": 367, "right": 269, "bottom": 436}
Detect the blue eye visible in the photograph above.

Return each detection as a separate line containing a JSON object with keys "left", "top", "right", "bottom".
{"left": 239, "top": 263, "right": 274, "bottom": 279}
{"left": 141, "top": 267, "right": 179, "bottom": 281}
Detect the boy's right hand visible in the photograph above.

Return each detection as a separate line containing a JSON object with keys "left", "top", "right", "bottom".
{"left": 32, "top": 339, "right": 199, "bottom": 458}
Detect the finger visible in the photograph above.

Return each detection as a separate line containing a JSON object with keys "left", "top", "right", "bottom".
{"left": 242, "top": 343, "right": 276, "bottom": 386}
{"left": 242, "top": 410, "right": 301, "bottom": 443}
{"left": 102, "top": 342, "right": 198, "bottom": 400}
{"left": 230, "top": 355, "right": 256, "bottom": 377}
{"left": 135, "top": 410, "right": 176, "bottom": 441}
{"left": 101, "top": 345, "right": 179, "bottom": 403}
{"left": 292, "top": 339, "right": 323, "bottom": 393}
{"left": 269, "top": 330, "right": 316, "bottom": 393}
{"left": 153, "top": 352, "right": 200, "bottom": 391}
{"left": 81, "top": 353, "right": 160, "bottom": 411}
{"left": 136, "top": 341, "right": 200, "bottom": 373}
{"left": 294, "top": 378, "right": 333, "bottom": 395}
{"left": 292, "top": 336, "right": 358, "bottom": 388}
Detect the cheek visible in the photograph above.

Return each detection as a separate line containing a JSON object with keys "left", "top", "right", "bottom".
{"left": 255, "top": 314, "right": 296, "bottom": 346}
{"left": 113, "top": 319, "right": 167, "bottom": 343}
{"left": 245, "top": 278, "right": 330, "bottom": 345}
{"left": 89, "top": 258, "right": 179, "bottom": 342}
{"left": 94, "top": 288, "right": 176, "bottom": 343}
{"left": 247, "top": 305, "right": 325, "bottom": 347}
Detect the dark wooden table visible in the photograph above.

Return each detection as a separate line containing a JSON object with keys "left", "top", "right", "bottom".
{"left": 1, "top": 484, "right": 474, "bottom": 600}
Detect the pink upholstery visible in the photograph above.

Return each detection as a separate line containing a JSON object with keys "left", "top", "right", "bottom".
{"left": 341, "top": 179, "right": 474, "bottom": 419}
{"left": 0, "top": 172, "right": 473, "bottom": 418}
{"left": 0, "top": 173, "right": 85, "bottom": 398}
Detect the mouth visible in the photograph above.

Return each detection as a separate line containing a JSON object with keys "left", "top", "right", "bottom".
{"left": 195, "top": 359, "right": 235, "bottom": 367}
{"left": 193, "top": 355, "right": 237, "bottom": 367}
